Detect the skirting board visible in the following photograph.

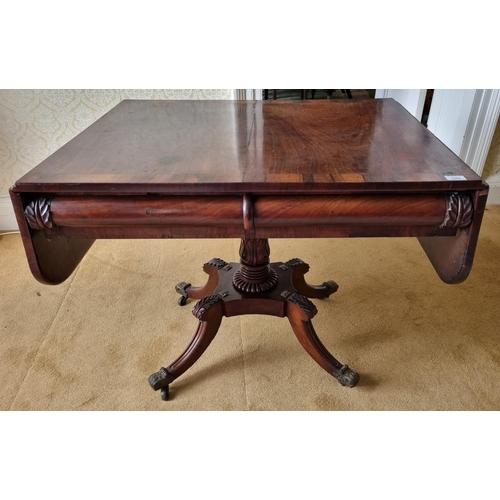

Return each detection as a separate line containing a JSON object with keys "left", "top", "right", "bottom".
{"left": 485, "top": 175, "right": 500, "bottom": 205}
{"left": 2, "top": 185, "right": 500, "bottom": 232}
{"left": 0, "top": 195, "right": 18, "bottom": 232}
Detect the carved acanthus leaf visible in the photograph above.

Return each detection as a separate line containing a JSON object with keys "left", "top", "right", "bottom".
{"left": 192, "top": 294, "right": 223, "bottom": 319}
{"left": 286, "top": 292, "right": 318, "bottom": 319}
{"left": 24, "top": 197, "right": 53, "bottom": 230}
{"left": 440, "top": 193, "right": 473, "bottom": 229}
{"left": 239, "top": 238, "right": 270, "bottom": 267}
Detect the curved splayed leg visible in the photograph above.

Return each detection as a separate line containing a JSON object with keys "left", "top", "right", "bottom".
{"left": 282, "top": 259, "right": 339, "bottom": 299}
{"left": 175, "top": 258, "right": 231, "bottom": 305}
{"left": 285, "top": 293, "right": 359, "bottom": 388}
{"left": 149, "top": 294, "right": 224, "bottom": 400}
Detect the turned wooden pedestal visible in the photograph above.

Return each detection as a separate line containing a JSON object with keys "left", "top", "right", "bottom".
{"left": 148, "top": 238, "right": 359, "bottom": 401}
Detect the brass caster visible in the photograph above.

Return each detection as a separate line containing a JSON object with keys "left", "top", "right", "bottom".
{"left": 160, "top": 386, "right": 170, "bottom": 401}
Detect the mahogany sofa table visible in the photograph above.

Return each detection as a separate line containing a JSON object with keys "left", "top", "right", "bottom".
{"left": 10, "top": 99, "right": 489, "bottom": 401}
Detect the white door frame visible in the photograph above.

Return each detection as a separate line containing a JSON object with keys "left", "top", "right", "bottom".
{"left": 376, "top": 89, "right": 500, "bottom": 177}
{"left": 374, "top": 89, "right": 427, "bottom": 120}
{"left": 233, "top": 89, "right": 262, "bottom": 100}
{"left": 459, "top": 89, "right": 500, "bottom": 176}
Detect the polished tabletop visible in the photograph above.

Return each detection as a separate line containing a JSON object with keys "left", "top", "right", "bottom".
{"left": 14, "top": 99, "right": 485, "bottom": 196}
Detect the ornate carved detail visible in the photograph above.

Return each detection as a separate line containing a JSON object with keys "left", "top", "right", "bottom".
{"left": 206, "top": 258, "right": 229, "bottom": 269}
{"left": 332, "top": 364, "right": 360, "bottom": 388}
{"left": 322, "top": 280, "right": 339, "bottom": 297}
{"left": 440, "top": 193, "right": 473, "bottom": 229}
{"left": 233, "top": 238, "right": 277, "bottom": 293}
{"left": 192, "top": 294, "right": 223, "bottom": 319}
{"left": 148, "top": 367, "right": 176, "bottom": 390}
{"left": 233, "top": 267, "right": 278, "bottom": 293}
{"left": 24, "top": 197, "right": 54, "bottom": 230}
{"left": 239, "top": 238, "right": 270, "bottom": 267}
{"left": 286, "top": 292, "right": 318, "bottom": 319}
{"left": 280, "top": 258, "right": 306, "bottom": 270}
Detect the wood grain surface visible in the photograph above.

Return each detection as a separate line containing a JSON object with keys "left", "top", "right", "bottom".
{"left": 12, "top": 99, "right": 486, "bottom": 195}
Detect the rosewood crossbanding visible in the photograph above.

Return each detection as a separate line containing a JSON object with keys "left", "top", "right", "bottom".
{"left": 10, "top": 99, "right": 489, "bottom": 401}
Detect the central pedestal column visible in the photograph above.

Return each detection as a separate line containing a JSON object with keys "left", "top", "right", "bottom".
{"left": 232, "top": 238, "right": 278, "bottom": 293}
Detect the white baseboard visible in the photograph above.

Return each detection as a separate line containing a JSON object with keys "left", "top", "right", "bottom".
{"left": 486, "top": 174, "right": 500, "bottom": 205}
{"left": 0, "top": 195, "right": 19, "bottom": 232}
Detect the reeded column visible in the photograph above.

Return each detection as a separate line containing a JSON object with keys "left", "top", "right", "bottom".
{"left": 232, "top": 238, "right": 278, "bottom": 293}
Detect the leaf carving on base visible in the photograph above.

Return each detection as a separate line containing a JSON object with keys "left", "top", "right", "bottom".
{"left": 286, "top": 292, "right": 318, "bottom": 319}
{"left": 192, "top": 294, "right": 223, "bottom": 320}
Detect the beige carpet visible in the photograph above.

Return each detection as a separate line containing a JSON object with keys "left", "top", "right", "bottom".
{"left": 1, "top": 206, "right": 500, "bottom": 411}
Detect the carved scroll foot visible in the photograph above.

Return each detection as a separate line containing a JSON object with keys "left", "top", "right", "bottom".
{"left": 285, "top": 294, "right": 359, "bottom": 388}
{"left": 150, "top": 294, "right": 224, "bottom": 401}
{"left": 175, "top": 258, "right": 231, "bottom": 305}
{"left": 282, "top": 259, "right": 339, "bottom": 299}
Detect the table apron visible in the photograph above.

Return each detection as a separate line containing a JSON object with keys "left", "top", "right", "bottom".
{"left": 43, "top": 193, "right": 451, "bottom": 230}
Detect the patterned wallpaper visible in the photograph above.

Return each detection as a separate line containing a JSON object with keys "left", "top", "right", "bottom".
{"left": 483, "top": 116, "right": 500, "bottom": 179}
{"left": 0, "top": 89, "right": 232, "bottom": 194}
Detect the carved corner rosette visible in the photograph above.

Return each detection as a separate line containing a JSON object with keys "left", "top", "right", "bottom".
{"left": 440, "top": 193, "right": 473, "bottom": 229}
{"left": 286, "top": 292, "right": 318, "bottom": 319}
{"left": 24, "top": 197, "right": 54, "bottom": 230}
{"left": 192, "top": 294, "right": 223, "bottom": 320}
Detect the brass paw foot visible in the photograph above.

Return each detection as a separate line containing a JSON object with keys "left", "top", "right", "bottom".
{"left": 322, "top": 280, "right": 339, "bottom": 298}
{"left": 149, "top": 367, "right": 176, "bottom": 400}
{"left": 332, "top": 364, "right": 360, "bottom": 388}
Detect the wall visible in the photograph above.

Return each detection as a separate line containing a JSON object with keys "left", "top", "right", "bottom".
{"left": 0, "top": 89, "right": 232, "bottom": 195}
{"left": 482, "top": 115, "right": 500, "bottom": 179}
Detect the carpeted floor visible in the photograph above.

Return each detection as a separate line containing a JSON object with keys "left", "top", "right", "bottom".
{"left": 1, "top": 205, "right": 500, "bottom": 411}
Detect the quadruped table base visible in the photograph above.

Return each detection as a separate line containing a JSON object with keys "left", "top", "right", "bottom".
{"left": 148, "top": 238, "right": 359, "bottom": 401}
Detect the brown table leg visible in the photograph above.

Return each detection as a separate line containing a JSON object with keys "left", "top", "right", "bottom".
{"left": 175, "top": 258, "right": 229, "bottom": 305}
{"left": 150, "top": 238, "right": 359, "bottom": 400}
{"left": 149, "top": 296, "right": 224, "bottom": 400}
